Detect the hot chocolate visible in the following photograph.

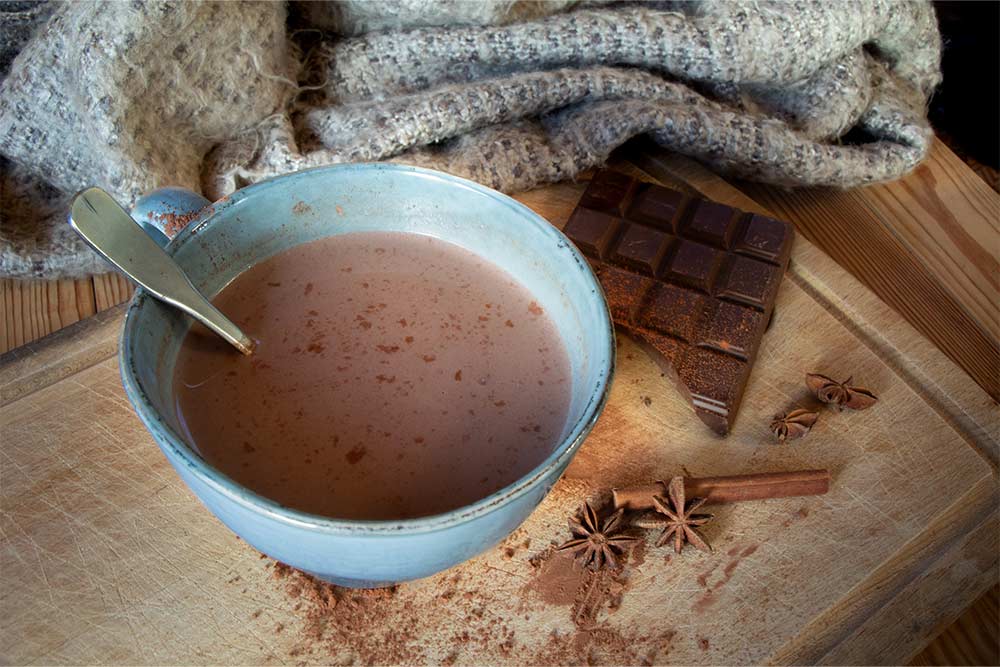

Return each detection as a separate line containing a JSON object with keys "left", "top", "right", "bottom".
{"left": 173, "top": 231, "right": 571, "bottom": 520}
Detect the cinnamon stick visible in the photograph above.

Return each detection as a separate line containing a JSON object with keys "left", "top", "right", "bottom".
{"left": 612, "top": 469, "right": 830, "bottom": 511}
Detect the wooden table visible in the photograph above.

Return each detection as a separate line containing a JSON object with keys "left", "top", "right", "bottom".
{"left": 2, "top": 138, "right": 997, "bottom": 664}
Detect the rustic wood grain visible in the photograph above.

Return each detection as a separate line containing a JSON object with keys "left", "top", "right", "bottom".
{"left": 1, "top": 275, "right": 128, "bottom": 355}
{"left": 911, "top": 585, "right": 1000, "bottom": 666}
{"left": 733, "top": 141, "right": 1000, "bottom": 400}
{"left": 0, "top": 142, "right": 995, "bottom": 663}
{"left": 92, "top": 272, "right": 134, "bottom": 312}
{"left": 0, "top": 303, "right": 126, "bottom": 406}
{"left": 869, "top": 139, "right": 999, "bottom": 341}
{"left": 769, "top": 476, "right": 998, "bottom": 665}
{"left": 0, "top": 278, "right": 98, "bottom": 353}
{"left": 1, "top": 168, "right": 995, "bottom": 665}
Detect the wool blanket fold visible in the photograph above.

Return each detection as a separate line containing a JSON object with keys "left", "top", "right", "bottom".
{"left": 0, "top": 0, "right": 941, "bottom": 279}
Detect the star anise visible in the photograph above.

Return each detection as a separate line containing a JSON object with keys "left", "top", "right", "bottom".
{"left": 806, "top": 373, "right": 878, "bottom": 411}
{"left": 770, "top": 409, "right": 819, "bottom": 441}
{"left": 634, "top": 477, "right": 713, "bottom": 554}
{"left": 557, "top": 502, "right": 636, "bottom": 570}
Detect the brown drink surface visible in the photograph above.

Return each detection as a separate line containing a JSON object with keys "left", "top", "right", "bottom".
{"left": 173, "top": 232, "right": 571, "bottom": 520}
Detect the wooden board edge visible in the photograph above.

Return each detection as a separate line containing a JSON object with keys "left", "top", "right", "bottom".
{"left": 789, "top": 243, "right": 999, "bottom": 468}
{"left": 910, "top": 585, "right": 1000, "bottom": 666}
{"left": 826, "top": 510, "right": 998, "bottom": 665}
{"left": 624, "top": 148, "right": 999, "bottom": 467}
{"left": 767, "top": 475, "right": 999, "bottom": 664}
{"left": 0, "top": 303, "right": 127, "bottom": 407}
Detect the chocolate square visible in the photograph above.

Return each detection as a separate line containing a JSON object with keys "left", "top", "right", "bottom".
{"left": 633, "top": 328, "right": 685, "bottom": 371}
{"left": 638, "top": 283, "right": 709, "bottom": 343}
{"left": 664, "top": 240, "right": 723, "bottom": 292}
{"left": 580, "top": 171, "right": 635, "bottom": 214}
{"left": 611, "top": 224, "right": 672, "bottom": 275}
{"left": 594, "top": 265, "right": 654, "bottom": 326}
{"left": 717, "top": 255, "right": 780, "bottom": 311}
{"left": 676, "top": 347, "right": 751, "bottom": 435}
{"left": 626, "top": 183, "right": 686, "bottom": 231}
{"left": 697, "top": 302, "right": 766, "bottom": 361}
{"left": 563, "top": 208, "right": 621, "bottom": 259}
{"left": 683, "top": 200, "right": 740, "bottom": 249}
{"left": 735, "top": 213, "right": 792, "bottom": 265}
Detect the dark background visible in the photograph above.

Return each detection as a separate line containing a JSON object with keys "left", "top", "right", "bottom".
{"left": 931, "top": 1, "right": 999, "bottom": 175}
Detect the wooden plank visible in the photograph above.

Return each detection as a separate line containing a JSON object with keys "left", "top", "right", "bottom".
{"left": 1, "top": 279, "right": 14, "bottom": 352}
{"left": 767, "top": 476, "right": 998, "bottom": 664}
{"left": 911, "top": 585, "right": 1000, "bottom": 666}
{"left": 730, "top": 142, "right": 1000, "bottom": 401}
{"left": 864, "top": 139, "right": 999, "bottom": 341}
{"left": 0, "top": 304, "right": 126, "bottom": 406}
{"left": 64, "top": 278, "right": 98, "bottom": 324}
{"left": 93, "top": 272, "right": 134, "bottom": 312}
{"left": 0, "top": 278, "right": 99, "bottom": 355}
{"left": 0, "top": 147, "right": 994, "bottom": 664}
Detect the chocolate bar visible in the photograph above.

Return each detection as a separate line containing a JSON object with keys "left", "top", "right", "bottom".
{"left": 564, "top": 170, "right": 794, "bottom": 434}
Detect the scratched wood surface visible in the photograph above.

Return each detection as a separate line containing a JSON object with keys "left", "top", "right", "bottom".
{"left": 1, "top": 158, "right": 996, "bottom": 665}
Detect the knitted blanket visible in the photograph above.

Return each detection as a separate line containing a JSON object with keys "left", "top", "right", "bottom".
{"left": 0, "top": 0, "right": 941, "bottom": 279}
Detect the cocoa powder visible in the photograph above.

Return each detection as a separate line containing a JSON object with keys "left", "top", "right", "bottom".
{"left": 518, "top": 535, "right": 677, "bottom": 665}
{"left": 154, "top": 210, "right": 199, "bottom": 237}
{"left": 270, "top": 562, "right": 416, "bottom": 664}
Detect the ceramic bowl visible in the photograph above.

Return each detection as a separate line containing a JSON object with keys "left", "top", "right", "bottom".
{"left": 119, "top": 164, "right": 614, "bottom": 587}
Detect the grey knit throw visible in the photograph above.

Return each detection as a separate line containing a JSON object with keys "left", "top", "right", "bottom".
{"left": 0, "top": 1, "right": 941, "bottom": 279}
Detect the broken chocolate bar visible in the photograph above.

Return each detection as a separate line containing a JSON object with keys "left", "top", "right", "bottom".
{"left": 564, "top": 170, "right": 794, "bottom": 434}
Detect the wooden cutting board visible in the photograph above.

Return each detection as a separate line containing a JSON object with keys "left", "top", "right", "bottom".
{"left": 2, "top": 156, "right": 996, "bottom": 665}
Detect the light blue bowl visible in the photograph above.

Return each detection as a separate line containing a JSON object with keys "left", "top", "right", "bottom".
{"left": 120, "top": 164, "right": 614, "bottom": 587}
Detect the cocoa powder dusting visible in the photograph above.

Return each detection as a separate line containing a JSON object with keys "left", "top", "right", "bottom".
{"left": 521, "top": 540, "right": 675, "bottom": 665}
{"left": 155, "top": 210, "right": 199, "bottom": 237}
{"left": 270, "top": 562, "right": 417, "bottom": 664}
{"left": 526, "top": 547, "right": 585, "bottom": 607}
{"left": 263, "top": 527, "right": 674, "bottom": 666}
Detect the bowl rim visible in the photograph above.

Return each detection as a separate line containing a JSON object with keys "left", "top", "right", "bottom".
{"left": 119, "top": 162, "right": 615, "bottom": 535}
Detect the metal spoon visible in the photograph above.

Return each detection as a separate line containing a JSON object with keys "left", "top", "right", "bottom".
{"left": 69, "top": 187, "right": 255, "bottom": 355}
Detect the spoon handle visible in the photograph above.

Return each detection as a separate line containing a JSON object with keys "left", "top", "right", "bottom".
{"left": 70, "top": 187, "right": 255, "bottom": 355}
